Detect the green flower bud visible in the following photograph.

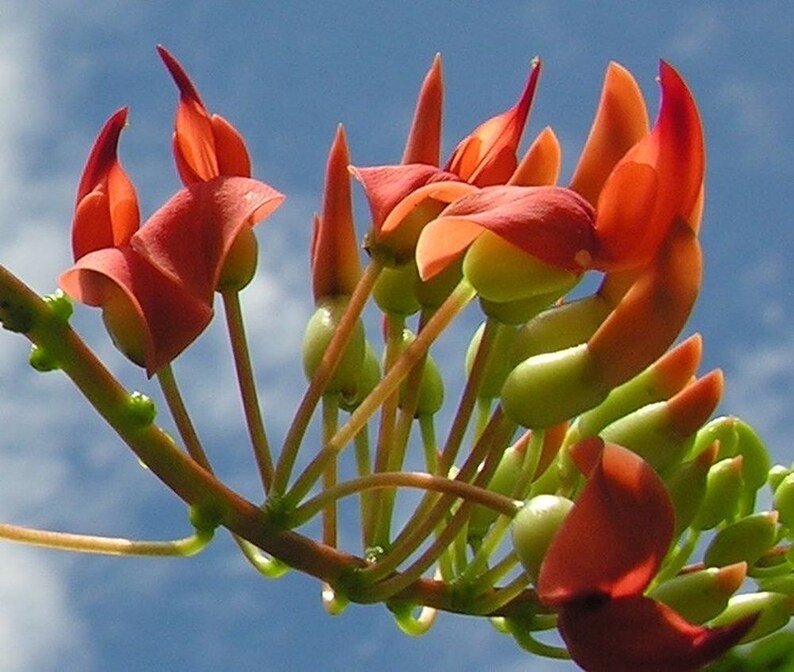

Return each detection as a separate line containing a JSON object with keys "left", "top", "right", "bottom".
{"left": 650, "top": 562, "right": 746, "bottom": 623}
{"left": 757, "top": 574, "right": 794, "bottom": 595}
{"left": 511, "top": 494, "right": 574, "bottom": 583}
{"left": 768, "top": 465, "right": 791, "bottom": 493}
{"left": 391, "top": 329, "right": 444, "bottom": 417}
{"left": 510, "top": 293, "right": 611, "bottom": 364}
{"left": 414, "top": 256, "right": 463, "bottom": 310}
{"left": 709, "top": 591, "right": 794, "bottom": 643}
{"left": 217, "top": 225, "right": 258, "bottom": 292}
{"left": 691, "top": 456, "right": 744, "bottom": 531}
{"left": 501, "top": 343, "right": 606, "bottom": 429}
{"left": 124, "top": 391, "right": 158, "bottom": 428}
{"left": 773, "top": 473, "right": 794, "bottom": 529}
{"left": 373, "top": 263, "right": 421, "bottom": 316}
{"left": 465, "top": 322, "right": 518, "bottom": 400}
{"left": 338, "top": 341, "right": 381, "bottom": 412}
{"left": 704, "top": 511, "right": 779, "bottom": 567}
{"left": 734, "top": 420, "right": 771, "bottom": 496}
{"left": 692, "top": 416, "right": 738, "bottom": 458}
{"left": 302, "top": 297, "right": 366, "bottom": 397}
{"left": 599, "top": 401, "right": 694, "bottom": 473}
{"left": 43, "top": 289, "right": 74, "bottom": 322}
{"left": 665, "top": 445, "right": 716, "bottom": 536}
{"left": 29, "top": 344, "right": 59, "bottom": 372}
{"left": 463, "top": 230, "right": 578, "bottom": 304}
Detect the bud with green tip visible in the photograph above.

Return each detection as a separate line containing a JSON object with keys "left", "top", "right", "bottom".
{"left": 338, "top": 341, "right": 381, "bottom": 412}
{"left": 650, "top": 562, "right": 747, "bottom": 624}
{"left": 768, "top": 465, "right": 791, "bottom": 493}
{"left": 465, "top": 322, "right": 518, "bottom": 400}
{"left": 691, "top": 455, "right": 744, "bottom": 531}
{"left": 709, "top": 592, "right": 794, "bottom": 643}
{"left": 394, "top": 329, "right": 444, "bottom": 417}
{"left": 773, "top": 473, "right": 794, "bottom": 529}
{"left": 373, "top": 263, "right": 421, "bottom": 316}
{"left": 469, "top": 441, "right": 526, "bottom": 542}
{"left": 666, "top": 442, "right": 718, "bottom": 536}
{"left": 511, "top": 494, "right": 574, "bottom": 583}
{"left": 704, "top": 511, "right": 779, "bottom": 567}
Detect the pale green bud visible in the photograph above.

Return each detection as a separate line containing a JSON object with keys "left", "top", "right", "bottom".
{"left": 704, "top": 512, "right": 779, "bottom": 567}
{"left": 710, "top": 592, "right": 794, "bottom": 643}
{"left": 511, "top": 494, "right": 574, "bottom": 583}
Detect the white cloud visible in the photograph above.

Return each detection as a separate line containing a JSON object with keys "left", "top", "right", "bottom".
{"left": 668, "top": 5, "right": 727, "bottom": 59}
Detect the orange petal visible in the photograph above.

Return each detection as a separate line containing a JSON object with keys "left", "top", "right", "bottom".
{"left": 445, "top": 59, "right": 541, "bottom": 186}
{"left": 538, "top": 438, "right": 674, "bottom": 604}
{"left": 509, "top": 126, "right": 561, "bottom": 186}
{"left": 588, "top": 219, "right": 702, "bottom": 390}
{"left": 415, "top": 216, "right": 482, "bottom": 281}
{"left": 59, "top": 247, "right": 213, "bottom": 376}
{"left": 312, "top": 125, "right": 361, "bottom": 300}
{"left": 402, "top": 54, "right": 443, "bottom": 166}
{"left": 132, "top": 176, "right": 284, "bottom": 303}
{"left": 558, "top": 594, "right": 756, "bottom": 672}
{"left": 569, "top": 62, "right": 649, "bottom": 205}
{"left": 72, "top": 108, "right": 139, "bottom": 260}
{"left": 594, "top": 62, "right": 704, "bottom": 270}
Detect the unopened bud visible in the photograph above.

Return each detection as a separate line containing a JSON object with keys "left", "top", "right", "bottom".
{"left": 704, "top": 511, "right": 779, "bottom": 567}
{"left": 511, "top": 494, "right": 574, "bottom": 583}
{"left": 691, "top": 455, "right": 744, "bottom": 531}
{"left": 710, "top": 592, "right": 794, "bottom": 643}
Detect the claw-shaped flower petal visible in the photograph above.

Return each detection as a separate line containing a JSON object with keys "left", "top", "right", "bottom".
{"left": 535, "top": 438, "right": 756, "bottom": 672}
{"left": 157, "top": 45, "right": 252, "bottom": 184}
{"left": 72, "top": 108, "right": 139, "bottom": 260}
{"left": 593, "top": 61, "right": 704, "bottom": 271}
{"left": 445, "top": 59, "right": 540, "bottom": 186}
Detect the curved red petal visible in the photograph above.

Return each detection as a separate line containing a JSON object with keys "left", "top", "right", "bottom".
{"left": 59, "top": 247, "right": 213, "bottom": 376}
{"left": 538, "top": 438, "right": 675, "bottom": 604}
{"left": 558, "top": 595, "right": 756, "bottom": 672}
{"left": 73, "top": 108, "right": 139, "bottom": 260}
{"left": 211, "top": 114, "right": 252, "bottom": 178}
{"left": 434, "top": 185, "right": 596, "bottom": 271}
{"left": 351, "top": 163, "right": 458, "bottom": 231}
{"left": 445, "top": 59, "right": 541, "bottom": 186}
{"left": 132, "top": 176, "right": 284, "bottom": 303}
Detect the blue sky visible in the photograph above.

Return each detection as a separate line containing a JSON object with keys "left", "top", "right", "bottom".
{"left": 0, "top": 2, "right": 792, "bottom": 670}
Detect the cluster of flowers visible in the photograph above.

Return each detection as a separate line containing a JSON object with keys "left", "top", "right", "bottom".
{"left": 1, "top": 46, "right": 792, "bottom": 671}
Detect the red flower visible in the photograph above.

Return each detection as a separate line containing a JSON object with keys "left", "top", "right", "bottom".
{"left": 59, "top": 49, "right": 284, "bottom": 375}
{"left": 536, "top": 438, "right": 755, "bottom": 672}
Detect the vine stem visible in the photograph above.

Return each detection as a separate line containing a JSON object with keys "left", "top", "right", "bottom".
{"left": 284, "top": 279, "right": 477, "bottom": 508}
{"left": 0, "top": 523, "right": 210, "bottom": 556}
{"left": 222, "top": 289, "right": 273, "bottom": 492}
{"left": 272, "top": 259, "right": 382, "bottom": 495}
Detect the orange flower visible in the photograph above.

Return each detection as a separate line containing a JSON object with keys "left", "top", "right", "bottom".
{"left": 536, "top": 438, "right": 755, "bottom": 672}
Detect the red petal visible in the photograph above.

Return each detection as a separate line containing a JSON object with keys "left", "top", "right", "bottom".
{"left": 158, "top": 45, "right": 251, "bottom": 184}
{"left": 558, "top": 595, "right": 756, "bottom": 672}
{"left": 132, "top": 176, "right": 284, "bottom": 303}
{"left": 350, "top": 163, "right": 459, "bottom": 232}
{"left": 72, "top": 108, "right": 139, "bottom": 260}
{"left": 538, "top": 438, "right": 675, "bottom": 604}
{"left": 59, "top": 247, "right": 213, "bottom": 376}
{"left": 402, "top": 54, "right": 443, "bottom": 166}
{"left": 312, "top": 126, "right": 361, "bottom": 300}
{"left": 429, "top": 185, "right": 596, "bottom": 272}
{"left": 445, "top": 59, "right": 541, "bottom": 186}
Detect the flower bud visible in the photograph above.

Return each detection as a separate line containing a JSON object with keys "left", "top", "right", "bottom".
{"left": 338, "top": 341, "right": 382, "bottom": 412}
{"left": 302, "top": 297, "right": 366, "bottom": 397}
{"left": 598, "top": 370, "right": 722, "bottom": 473}
{"left": 501, "top": 343, "right": 606, "bottom": 429}
{"left": 768, "top": 465, "right": 791, "bottom": 493}
{"left": 571, "top": 334, "right": 702, "bottom": 442}
{"left": 216, "top": 225, "right": 258, "bottom": 291}
{"left": 650, "top": 562, "right": 746, "bottom": 624}
{"left": 773, "top": 472, "right": 794, "bottom": 529}
{"left": 373, "top": 263, "right": 421, "bottom": 316}
{"left": 511, "top": 494, "right": 574, "bottom": 583}
{"left": 665, "top": 442, "right": 717, "bottom": 536}
{"left": 510, "top": 293, "right": 611, "bottom": 363}
{"left": 709, "top": 592, "right": 794, "bottom": 644}
{"left": 395, "top": 329, "right": 444, "bottom": 417}
{"left": 691, "top": 455, "right": 744, "bottom": 531}
{"left": 704, "top": 511, "right": 779, "bottom": 568}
